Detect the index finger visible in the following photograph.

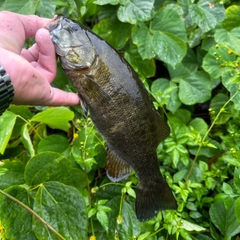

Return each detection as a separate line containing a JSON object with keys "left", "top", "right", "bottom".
{"left": 0, "top": 11, "right": 51, "bottom": 52}
{"left": 0, "top": 11, "right": 50, "bottom": 37}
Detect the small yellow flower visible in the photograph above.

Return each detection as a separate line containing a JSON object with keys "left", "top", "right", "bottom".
{"left": 76, "top": 119, "right": 81, "bottom": 124}
{"left": 73, "top": 133, "right": 78, "bottom": 139}
{"left": 89, "top": 236, "right": 96, "bottom": 240}
{"left": 228, "top": 49, "right": 233, "bottom": 54}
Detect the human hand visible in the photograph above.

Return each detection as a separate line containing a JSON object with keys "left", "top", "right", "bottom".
{"left": 0, "top": 11, "right": 80, "bottom": 106}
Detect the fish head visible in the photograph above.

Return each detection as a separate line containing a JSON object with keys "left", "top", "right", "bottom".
{"left": 46, "top": 15, "right": 96, "bottom": 70}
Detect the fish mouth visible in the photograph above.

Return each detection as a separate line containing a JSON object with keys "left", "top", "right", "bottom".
{"left": 46, "top": 15, "right": 64, "bottom": 32}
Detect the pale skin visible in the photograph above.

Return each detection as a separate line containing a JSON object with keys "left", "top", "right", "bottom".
{"left": 0, "top": 11, "right": 80, "bottom": 106}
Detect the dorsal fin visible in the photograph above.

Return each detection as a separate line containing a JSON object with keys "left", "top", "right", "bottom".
{"left": 106, "top": 148, "right": 132, "bottom": 182}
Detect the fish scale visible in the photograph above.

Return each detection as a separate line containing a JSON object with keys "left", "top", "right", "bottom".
{"left": 47, "top": 16, "right": 177, "bottom": 221}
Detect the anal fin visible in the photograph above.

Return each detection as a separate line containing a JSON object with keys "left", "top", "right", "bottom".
{"left": 106, "top": 149, "right": 132, "bottom": 182}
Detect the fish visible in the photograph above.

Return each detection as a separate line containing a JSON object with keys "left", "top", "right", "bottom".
{"left": 47, "top": 16, "right": 177, "bottom": 221}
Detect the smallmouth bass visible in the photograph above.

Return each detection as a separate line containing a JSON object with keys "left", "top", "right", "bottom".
{"left": 47, "top": 16, "right": 177, "bottom": 221}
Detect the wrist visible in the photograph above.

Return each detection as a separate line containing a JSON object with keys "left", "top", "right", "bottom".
{"left": 0, "top": 65, "right": 14, "bottom": 115}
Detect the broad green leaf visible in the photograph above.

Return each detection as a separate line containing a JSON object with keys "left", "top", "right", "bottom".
{"left": 151, "top": 8, "right": 187, "bottom": 40}
{"left": 202, "top": 43, "right": 236, "bottom": 79}
{"left": 124, "top": 44, "right": 155, "bottom": 79}
{"left": 106, "top": 197, "right": 140, "bottom": 239}
{"left": 215, "top": 27, "right": 240, "bottom": 55}
{"left": 151, "top": 78, "right": 181, "bottom": 113}
{"left": 167, "top": 48, "right": 199, "bottom": 79}
{"left": 94, "top": 0, "right": 119, "bottom": 5}
{"left": 31, "top": 107, "right": 74, "bottom": 131}
{"left": 188, "top": 0, "right": 226, "bottom": 33}
{"left": 132, "top": 22, "right": 155, "bottom": 59}
{"left": 221, "top": 72, "right": 240, "bottom": 110}
{"left": 179, "top": 71, "right": 212, "bottom": 105}
{"left": 150, "top": 8, "right": 187, "bottom": 67}
{"left": 152, "top": 32, "right": 186, "bottom": 68}
{"left": 25, "top": 152, "right": 87, "bottom": 188}
{"left": 37, "top": 134, "right": 69, "bottom": 154}
{"left": 222, "top": 5, "right": 240, "bottom": 31}
{"left": 0, "top": 160, "right": 25, "bottom": 190}
{"left": 235, "top": 197, "right": 240, "bottom": 223}
{"left": 1, "top": 0, "right": 38, "bottom": 14}
{"left": 209, "top": 201, "right": 240, "bottom": 237}
{"left": 117, "top": 0, "right": 154, "bottom": 24}
{"left": 35, "top": 0, "right": 57, "bottom": 18}
{"left": 8, "top": 105, "right": 33, "bottom": 119}
{"left": 33, "top": 181, "right": 88, "bottom": 240}
{"left": 209, "top": 93, "right": 232, "bottom": 124}
{"left": 0, "top": 186, "right": 36, "bottom": 240}
{"left": 0, "top": 111, "right": 17, "bottom": 155}
{"left": 234, "top": 168, "right": 240, "bottom": 193}
{"left": 92, "top": 18, "right": 132, "bottom": 50}
{"left": 188, "top": 118, "right": 208, "bottom": 135}
{"left": 21, "top": 124, "right": 35, "bottom": 157}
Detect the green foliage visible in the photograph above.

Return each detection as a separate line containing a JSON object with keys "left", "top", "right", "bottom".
{"left": 1, "top": 0, "right": 240, "bottom": 239}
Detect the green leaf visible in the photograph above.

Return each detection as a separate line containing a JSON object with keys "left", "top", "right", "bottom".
{"left": 188, "top": 0, "right": 226, "bottom": 33}
{"left": 209, "top": 93, "right": 232, "bottom": 124}
{"left": 117, "top": 0, "right": 154, "bottom": 24}
{"left": 35, "top": 0, "right": 57, "bottom": 18}
{"left": 92, "top": 18, "right": 132, "bottom": 50}
{"left": 152, "top": 32, "right": 186, "bottom": 68}
{"left": 150, "top": 8, "right": 187, "bottom": 67}
{"left": 0, "top": 160, "right": 25, "bottom": 190}
{"left": 215, "top": 27, "right": 240, "bottom": 55}
{"left": 33, "top": 181, "right": 88, "bottom": 240}
{"left": 97, "top": 210, "right": 109, "bottom": 233}
{"left": 234, "top": 197, "right": 240, "bottom": 223}
{"left": 151, "top": 78, "right": 181, "bottom": 113}
{"left": 179, "top": 219, "right": 206, "bottom": 231}
{"left": 25, "top": 152, "right": 87, "bottom": 188}
{"left": 31, "top": 107, "right": 74, "bottom": 131}
{"left": 132, "top": 22, "right": 155, "bottom": 60}
{"left": 234, "top": 168, "right": 240, "bottom": 193}
{"left": 151, "top": 8, "right": 187, "bottom": 40}
{"left": 222, "top": 5, "right": 240, "bottom": 31}
{"left": 94, "top": 0, "right": 119, "bottom": 5}
{"left": 124, "top": 44, "right": 155, "bottom": 79}
{"left": 189, "top": 118, "right": 208, "bottom": 135}
{"left": 0, "top": 186, "right": 36, "bottom": 240}
{"left": 179, "top": 71, "right": 212, "bottom": 105}
{"left": 209, "top": 201, "right": 240, "bottom": 238}
{"left": 106, "top": 197, "right": 140, "bottom": 239}
{"left": 1, "top": 0, "right": 38, "bottom": 14}
{"left": 21, "top": 124, "right": 35, "bottom": 157}
{"left": 37, "top": 134, "right": 69, "bottom": 154}
{"left": 202, "top": 43, "right": 236, "bottom": 79}
{"left": 0, "top": 111, "right": 17, "bottom": 155}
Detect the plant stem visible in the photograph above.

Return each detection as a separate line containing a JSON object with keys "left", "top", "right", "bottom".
{"left": 0, "top": 189, "right": 66, "bottom": 240}
{"left": 185, "top": 90, "right": 239, "bottom": 183}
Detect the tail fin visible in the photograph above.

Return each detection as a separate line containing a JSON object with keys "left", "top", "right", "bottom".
{"left": 136, "top": 178, "right": 177, "bottom": 222}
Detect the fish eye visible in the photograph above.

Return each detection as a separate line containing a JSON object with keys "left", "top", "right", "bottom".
{"left": 70, "top": 24, "right": 79, "bottom": 32}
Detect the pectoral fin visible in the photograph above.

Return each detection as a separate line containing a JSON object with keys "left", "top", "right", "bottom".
{"left": 106, "top": 149, "right": 132, "bottom": 182}
{"left": 78, "top": 93, "right": 89, "bottom": 117}
{"left": 84, "top": 74, "right": 112, "bottom": 102}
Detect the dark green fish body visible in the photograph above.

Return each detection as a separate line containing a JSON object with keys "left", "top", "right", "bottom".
{"left": 47, "top": 16, "right": 177, "bottom": 221}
